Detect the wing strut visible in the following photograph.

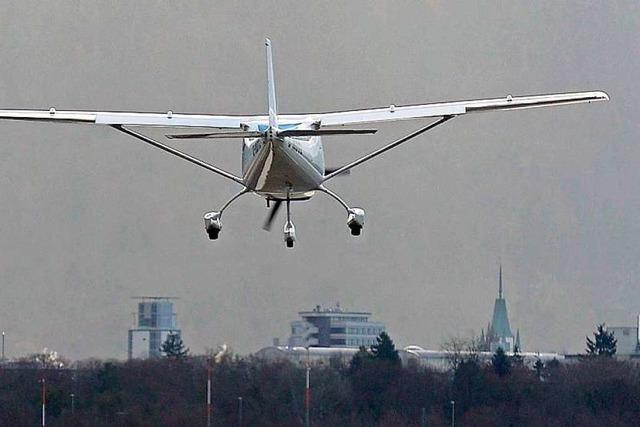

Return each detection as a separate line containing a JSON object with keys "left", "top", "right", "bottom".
{"left": 111, "top": 125, "right": 245, "bottom": 186}
{"left": 322, "top": 115, "right": 454, "bottom": 182}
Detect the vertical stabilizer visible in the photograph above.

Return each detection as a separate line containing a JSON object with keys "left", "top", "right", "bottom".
{"left": 265, "top": 38, "right": 278, "bottom": 129}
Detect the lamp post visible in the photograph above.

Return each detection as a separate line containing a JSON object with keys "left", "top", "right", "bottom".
{"left": 70, "top": 393, "right": 75, "bottom": 416}
{"left": 305, "top": 367, "right": 310, "bottom": 427}
{"left": 2, "top": 331, "right": 5, "bottom": 361}
{"left": 207, "top": 364, "right": 212, "bottom": 427}
{"left": 237, "top": 396, "right": 243, "bottom": 427}
{"left": 450, "top": 400, "right": 455, "bottom": 427}
{"left": 41, "top": 378, "right": 46, "bottom": 426}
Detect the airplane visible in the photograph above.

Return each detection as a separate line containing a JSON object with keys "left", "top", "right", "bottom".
{"left": 0, "top": 39, "right": 608, "bottom": 247}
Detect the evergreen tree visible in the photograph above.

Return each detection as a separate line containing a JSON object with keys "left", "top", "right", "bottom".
{"left": 349, "top": 345, "right": 370, "bottom": 373}
{"left": 534, "top": 358, "right": 544, "bottom": 380}
{"left": 161, "top": 333, "right": 189, "bottom": 359}
{"left": 512, "top": 343, "right": 523, "bottom": 366}
{"left": 370, "top": 332, "right": 400, "bottom": 365}
{"left": 491, "top": 347, "right": 511, "bottom": 376}
{"left": 586, "top": 323, "right": 617, "bottom": 357}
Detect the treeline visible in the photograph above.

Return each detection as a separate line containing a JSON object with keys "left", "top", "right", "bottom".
{"left": 1, "top": 342, "right": 640, "bottom": 425}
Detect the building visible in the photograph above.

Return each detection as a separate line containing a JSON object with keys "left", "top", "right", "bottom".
{"left": 128, "top": 297, "right": 180, "bottom": 359}
{"left": 608, "top": 316, "right": 640, "bottom": 356}
{"left": 254, "top": 345, "right": 563, "bottom": 371}
{"left": 288, "top": 303, "right": 385, "bottom": 348}
{"left": 480, "top": 265, "right": 521, "bottom": 353}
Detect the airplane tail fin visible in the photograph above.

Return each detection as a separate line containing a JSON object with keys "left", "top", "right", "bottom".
{"left": 265, "top": 38, "right": 278, "bottom": 129}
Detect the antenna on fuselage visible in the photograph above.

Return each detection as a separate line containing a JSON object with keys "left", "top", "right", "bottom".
{"left": 265, "top": 38, "right": 278, "bottom": 130}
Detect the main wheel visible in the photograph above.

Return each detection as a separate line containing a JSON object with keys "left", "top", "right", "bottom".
{"left": 207, "top": 228, "right": 220, "bottom": 240}
{"left": 349, "top": 224, "right": 362, "bottom": 236}
{"left": 286, "top": 238, "right": 294, "bottom": 248}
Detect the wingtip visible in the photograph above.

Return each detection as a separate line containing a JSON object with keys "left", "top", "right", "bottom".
{"left": 599, "top": 91, "right": 610, "bottom": 101}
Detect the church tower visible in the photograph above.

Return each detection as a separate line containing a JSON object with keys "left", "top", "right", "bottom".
{"left": 487, "top": 265, "right": 516, "bottom": 352}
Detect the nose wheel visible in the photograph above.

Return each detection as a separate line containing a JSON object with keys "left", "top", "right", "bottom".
{"left": 283, "top": 199, "right": 296, "bottom": 248}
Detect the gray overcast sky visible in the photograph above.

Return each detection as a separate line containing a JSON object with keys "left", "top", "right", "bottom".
{"left": 0, "top": 1, "right": 636, "bottom": 359}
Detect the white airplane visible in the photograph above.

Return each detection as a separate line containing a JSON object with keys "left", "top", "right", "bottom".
{"left": 0, "top": 39, "right": 608, "bottom": 247}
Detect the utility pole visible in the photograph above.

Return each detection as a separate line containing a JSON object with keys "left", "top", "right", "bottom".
{"left": 237, "top": 396, "right": 243, "bottom": 427}
{"left": 41, "top": 378, "right": 46, "bottom": 426}
{"left": 305, "top": 367, "right": 310, "bottom": 427}
{"left": 421, "top": 407, "right": 426, "bottom": 427}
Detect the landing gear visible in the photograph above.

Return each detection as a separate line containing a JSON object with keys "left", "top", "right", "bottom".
{"left": 203, "top": 211, "right": 222, "bottom": 240}
{"left": 318, "top": 186, "right": 365, "bottom": 237}
{"left": 203, "top": 189, "right": 249, "bottom": 241}
{"left": 283, "top": 199, "right": 296, "bottom": 248}
{"left": 347, "top": 208, "right": 365, "bottom": 236}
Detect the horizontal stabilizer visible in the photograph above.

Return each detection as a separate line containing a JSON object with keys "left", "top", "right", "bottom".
{"left": 278, "top": 129, "right": 377, "bottom": 137}
{"left": 166, "top": 131, "right": 263, "bottom": 139}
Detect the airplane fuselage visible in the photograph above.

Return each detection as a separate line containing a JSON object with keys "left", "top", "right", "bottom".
{"left": 241, "top": 125, "right": 325, "bottom": 200}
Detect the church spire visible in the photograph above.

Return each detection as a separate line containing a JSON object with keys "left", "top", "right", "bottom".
{"left": 499, "top": 263, "right": 503, "bottom": 299}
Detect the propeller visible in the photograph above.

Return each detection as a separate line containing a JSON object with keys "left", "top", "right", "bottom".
{"left": 262, "top": 200, "right": 283, "bottom": 231}
{"left": 325, "top": 167, "right": 350, "bottom": 177}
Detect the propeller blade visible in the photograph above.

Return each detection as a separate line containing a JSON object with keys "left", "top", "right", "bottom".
{"left": 325, "top": 167, "right": 351, "bottom": 177}
{"left": 262, "top": 200, "right": 282, "bottom": 231}
{"left": 166, "top": 131, "right": 263, "bottom": 139}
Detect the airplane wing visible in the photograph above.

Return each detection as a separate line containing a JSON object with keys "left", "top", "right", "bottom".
{"left": 317, "top": 91, "right": 609, "bottom": 181}
{"left": 0, "top": 108, "right": 266, "bottom": 128}
{"left": 0, "top": 108, "right": 263, "bottom": 185}
{"left": 298, "top": 91, "right": 609, "bottom": 126}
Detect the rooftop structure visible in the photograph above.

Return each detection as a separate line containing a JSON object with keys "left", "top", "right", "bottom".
{"left": 288, "top": 303, "right": 385, "bottom": 348}
{"left": 608, "top": 315, "right": 640, "bottom": 356}
{"left": 128, "top": 297, "right": 181, "bottom": 359}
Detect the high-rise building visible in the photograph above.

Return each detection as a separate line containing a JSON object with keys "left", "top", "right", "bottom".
{"left": 128, "top": 297, "right": 180, "bottom": 359}
{"left": 288, "top": 303, "right": 385, "bottom": 348}
{"left": 480, "top": 266, "right": 520, "bottom": 353}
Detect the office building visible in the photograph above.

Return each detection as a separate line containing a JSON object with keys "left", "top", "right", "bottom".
{"left": 288, "top": 303, "right": 385, "bottom": 348}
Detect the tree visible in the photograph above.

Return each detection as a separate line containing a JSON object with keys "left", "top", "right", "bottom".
{"left": 586, "top": 323, "right": 617, "bottom": 357}
{"left": 349, "top": 346, "right": 370, "bottom": 373}
{"left": 511, "top": 343, "right": 523, "bottom": 367}
{"left": 370, "top": 331, "right": 400, "bottom": 366}
{"left": 161, "top": 333, "right": 189, "bottom": 359}
{"left": 533, "top": 358, "right": 544, "bottom": 380}
{"left": 491, "top": 347, "right": 511, "bottom": 376}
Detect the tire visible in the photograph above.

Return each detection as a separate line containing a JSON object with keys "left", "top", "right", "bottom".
{"left": 349, "top": 225, "right": 361, "bottom": 236}
{"left": 207, "top": 228, "right": 220, "bottom": 240}
{"left": 286, "top": 239, "right": 294, "bottom": 248}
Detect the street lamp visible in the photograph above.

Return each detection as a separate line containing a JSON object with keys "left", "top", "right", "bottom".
{"left": 41, "top": 378, "right": 46, "bottom": 427}
{"left": 450, "top": 400, "right": 455, "bottom": 427}
{"left": 305, "top": 366, "right": 310, "bottom": 427}
{"left": 207, "top": 362, "right": 212, "bottom": 427}
{"left": 2, "top": 331, "right": 5, "bottom": 361}
{"left": 237, "top": 396, "right": 243, "bottom": 427}
{"left": 70, "top": 393, "right": 75, "bottom": 416}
